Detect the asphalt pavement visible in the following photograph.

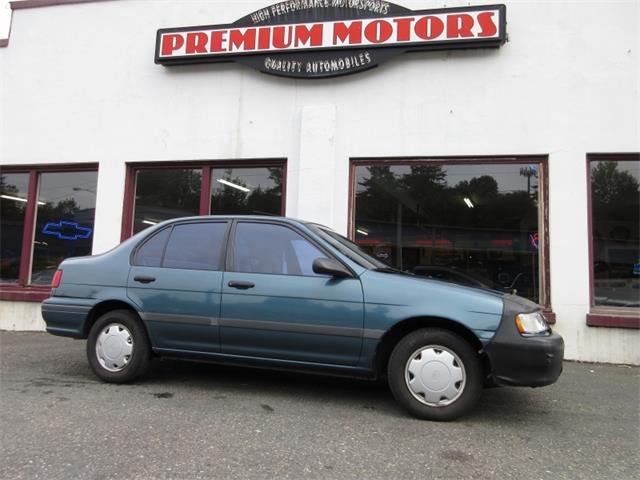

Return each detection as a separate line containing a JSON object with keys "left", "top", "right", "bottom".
{"left": 0, "top": 331, "right": 638, "bottom": 480}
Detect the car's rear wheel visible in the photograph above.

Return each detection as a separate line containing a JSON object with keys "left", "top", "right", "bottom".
{"left": 387, "top": 328, "right": 482, "bottom": 421}
{"left": 87, "top": 310, "right": 151, "bottom": 383}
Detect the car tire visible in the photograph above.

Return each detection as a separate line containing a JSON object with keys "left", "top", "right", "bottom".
{"left": 87, "top": 309, "right": 151, "bottom": 383}
{"left": 387, "top": 328, "right": 482, "bottom": 421}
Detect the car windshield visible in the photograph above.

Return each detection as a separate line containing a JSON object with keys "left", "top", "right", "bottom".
{"left": 307, "top": 223, "right": 389, "bottom": 270}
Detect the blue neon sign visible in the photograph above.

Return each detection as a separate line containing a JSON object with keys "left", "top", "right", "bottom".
{"left": 42, "top": 221, "right": 93, "bottom": 241}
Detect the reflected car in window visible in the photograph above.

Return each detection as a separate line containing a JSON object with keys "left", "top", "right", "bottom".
{"left": 42, "top": 216, "right": 564, "bottom": 421}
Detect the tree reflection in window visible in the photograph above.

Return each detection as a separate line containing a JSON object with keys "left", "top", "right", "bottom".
{"left": 591, "top": 160, "right": 640, "bottom": 308}
{"left": 133, "top": 169, "right": 201, "bottom": 234}
{"left": 210, "top": 167, "right": 283, "bottom": 216}
{"left": 0, "top": 173, "right": 29, "bottom": 282}
{"left": 354, "top": 163, "right": 541, "bottom": 302}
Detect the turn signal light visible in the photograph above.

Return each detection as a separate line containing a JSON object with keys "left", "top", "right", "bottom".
{"left": 515, "top": 312, "right": 549, "bottom": 335}
{"left": 51, "top": 270, "right": 63, "bottom": 289}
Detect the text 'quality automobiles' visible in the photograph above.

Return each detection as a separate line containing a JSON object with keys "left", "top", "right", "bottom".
{"left": 42, "top": 216, "right": 563, "bottom": 421}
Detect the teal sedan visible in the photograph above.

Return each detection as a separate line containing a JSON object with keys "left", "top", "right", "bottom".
{"left": 42, "top": 216, "right": 563, "bottom": 421}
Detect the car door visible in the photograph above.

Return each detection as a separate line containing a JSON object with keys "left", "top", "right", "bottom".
{"left": 127, "top": 220, "right": 230, "bottom": 353}
{"left": 220, "top": 221, "right": 364, "bottom": 366}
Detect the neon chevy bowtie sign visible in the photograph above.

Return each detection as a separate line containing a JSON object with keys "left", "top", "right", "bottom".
{"left": 42, "top": 221, "right": 93, "bottom": 241}
{"left": 155, "top": 1, "right": 506, "bottom": 79}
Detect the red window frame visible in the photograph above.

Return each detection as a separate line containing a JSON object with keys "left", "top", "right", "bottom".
{"left": 120, "top": 159, "right": 287, "bottom": 241}
{"left": 0, "top": 163, "right": 99, "bottom": 302}
{"left": 348, "top": 156, "right": 555, "bottom": 322}
{"left": 586, "top": 153, "right": 640, "bottom": 329}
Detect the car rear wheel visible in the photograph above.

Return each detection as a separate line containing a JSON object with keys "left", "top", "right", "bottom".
{"left": 387, "top": 328, "right": 482, "bottom": 421}
{"left": 87, "top": 310, "right": 151, "bottom": 383}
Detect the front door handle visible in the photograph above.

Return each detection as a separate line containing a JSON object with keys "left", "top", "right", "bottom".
{"left": 134, "top": 275, "right": 156, "bottom": 284}
{"left": 228, "top": 281, "right": 255, "bottom": 290}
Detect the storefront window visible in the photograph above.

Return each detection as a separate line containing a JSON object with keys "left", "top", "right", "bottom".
{"left": 210, "top": 167, "right": 283, "bottom": 216}
{"left": 133, "top": 169, "right": 201, "bottom": 234}
{"left": 590, "top": 159, "right": 639, "bottom": 308}
{"left": 0, "top": 167, "right": 98, "bottom": 289}
{"left": 0, "top": 173, "right": 30, "bottom": 282}
{"left": 353, "top": 161, "right": 542, "bottom": 302}
{"left": 31, "top": 172, "right": 98, "bottom": 285}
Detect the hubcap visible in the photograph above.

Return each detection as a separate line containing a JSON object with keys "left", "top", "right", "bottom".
{"left": 405, "top": 345, "right": 466, "bottom": 407}
{"left": 96, "top": 323, "right": 134, "bottom": 372}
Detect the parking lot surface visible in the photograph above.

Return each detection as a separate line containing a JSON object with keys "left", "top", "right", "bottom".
{"left": 0, "top": 332, "right": 638, "bottom": 480}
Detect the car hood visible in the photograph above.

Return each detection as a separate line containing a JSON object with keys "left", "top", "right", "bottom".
{"left": 360, "top": 270, "right": 508, "bottom": 331}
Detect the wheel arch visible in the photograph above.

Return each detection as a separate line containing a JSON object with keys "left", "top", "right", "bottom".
{"left": 83, "top": 299, "right": 148, "bottom": 340}
{"left": 374, "top": 316, "right": 491, "bottom": 380}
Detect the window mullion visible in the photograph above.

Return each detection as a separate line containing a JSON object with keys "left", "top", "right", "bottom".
{"left": 200, "top": 166, "right": 212, "bottom": 215}
{"left": 18, "top": 170, "right": 39, "bottom": 286}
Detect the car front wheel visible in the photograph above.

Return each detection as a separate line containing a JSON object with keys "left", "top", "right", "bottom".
{"left": 87, "top": 310, "right": 151, "bottom": 383}
{"left": 387, "top": 328, "right": 482, "bottom": 421}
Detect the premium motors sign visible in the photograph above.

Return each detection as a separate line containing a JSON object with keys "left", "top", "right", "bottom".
{"left": 155, "top": 1, "right": 506, "bottom": 79}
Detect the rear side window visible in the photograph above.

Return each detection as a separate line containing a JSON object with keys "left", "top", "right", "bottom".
{"left": 133, "top": 228, "right": 170, "bottom": 267}
{"left": 163, "top": 222, "right": 228, "bottom": 270}
{"left": 232, "top": 222, "right": 327, "bottom": 276}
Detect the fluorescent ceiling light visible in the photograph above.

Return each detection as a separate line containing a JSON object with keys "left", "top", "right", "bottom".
{"left": 142, "top": 220, "right": 158, "bottom": 226}
{"left": 1, "top": 194, "right": 27, "bottom": 203}
{"left": 1, "top": 194, "right": 45, "bottom": 205}
{"left": 463, "top": 197, "right": 474, "bottom": 208}
{"left": 217, "top": 179, "right": 251, "bottom": 193}
{"left": 356, "top": 228, "right": 369, "bottom": 236}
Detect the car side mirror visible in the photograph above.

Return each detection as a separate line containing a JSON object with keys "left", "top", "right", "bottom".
{"left": 312, "top": 258, "right": 352, "bottom": 278}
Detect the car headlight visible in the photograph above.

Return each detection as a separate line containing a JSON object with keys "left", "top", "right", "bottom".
{"left": 515, "top": 311, "right": 550, "bottom": 336}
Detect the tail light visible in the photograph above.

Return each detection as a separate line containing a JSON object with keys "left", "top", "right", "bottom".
{"left": 51, "top": 270, "right": 63, "bottom": 289}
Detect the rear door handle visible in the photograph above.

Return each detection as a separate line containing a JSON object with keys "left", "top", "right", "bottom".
{"left": 228, "top": 281, "right": 255, "bottom": 290}
{"left": 133, "top": 275, "right": 156, "bottom": 284}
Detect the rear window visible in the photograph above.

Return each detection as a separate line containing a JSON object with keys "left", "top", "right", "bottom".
{"left": 133, "top": 228, "right": 170, "bottom": 267}
{"left": 163, "top": 222, "right": 228, "bottom": 270}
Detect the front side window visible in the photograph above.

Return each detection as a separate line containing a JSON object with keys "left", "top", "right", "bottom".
{"left": 353, "top": 161, "right": 544, "bottom": 302}
{"left": 590, "top": 157, "right": 639, "bottom": 308}
{"left": 0, "top": 167, "right": 98, "bottom": 287}
{"left": 233, "top": 223, "right": 326, "bottom": 276}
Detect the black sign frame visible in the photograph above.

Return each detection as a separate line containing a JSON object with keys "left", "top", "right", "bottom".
{"left": 155, "top": 2, "right": 507, "bottom": 79}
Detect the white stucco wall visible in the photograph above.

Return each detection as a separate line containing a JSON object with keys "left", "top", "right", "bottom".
{"left": 0, "top": 301, "right": 45, "bottom": 330}
{"left": 1, "top": 0, "right": 638, "bottom": 363}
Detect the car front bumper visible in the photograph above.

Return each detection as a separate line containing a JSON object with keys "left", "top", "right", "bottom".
{"left": 484, "top": 295, "right": 564, "bottom": 387}
{"left": 485, "top": 332, "right": 564, "bottom": 387}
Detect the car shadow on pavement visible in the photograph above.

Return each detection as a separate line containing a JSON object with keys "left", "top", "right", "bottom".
{"left": 117, "top": 356, "right": 557, "bottom": 423}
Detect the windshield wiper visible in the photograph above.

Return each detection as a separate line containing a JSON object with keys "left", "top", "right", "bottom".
{"left": 372, "top": 266, "right": 411, "bottom": 274}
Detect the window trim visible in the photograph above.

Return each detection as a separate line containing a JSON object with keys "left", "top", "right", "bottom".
{"left": 348, "top": 156, "right": 554, "bottom": 321}
{"left": 586, "top": 153, "right": 640, "bottom": 329}
{"left": 121, "top": 159, "right": 287, "bottom": 242}
{"left": 0, "top": 163, "right": 99, "bottom": 301}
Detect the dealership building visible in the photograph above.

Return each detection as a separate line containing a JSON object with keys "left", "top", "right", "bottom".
{"left": 0, "top": 0, "right": 638, "bottom": 364}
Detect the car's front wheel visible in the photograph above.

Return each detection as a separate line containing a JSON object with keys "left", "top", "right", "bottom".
{"left": 387, "top": 328, "right": 482, "bottom": 421}
{"left": 87, "top": 310, "right": 151, "bottom": 383}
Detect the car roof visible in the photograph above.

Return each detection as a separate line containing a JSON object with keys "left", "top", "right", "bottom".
{"left": 152, "top": 215, "right": 315, "bottom": 228}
